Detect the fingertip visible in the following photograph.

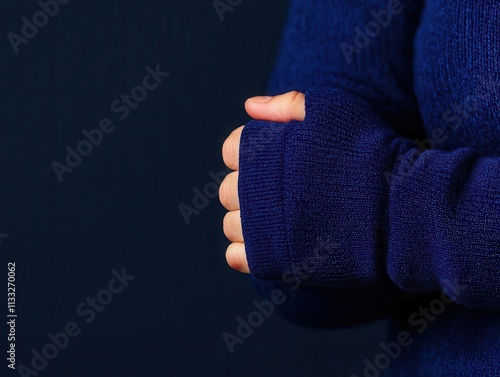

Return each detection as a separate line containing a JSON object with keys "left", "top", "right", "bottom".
{"left": 245, "top": 91, "right": 305, "bottom": 122}
{"left": 244, "top": 99, "right": 264, "bottom": 120}
{"left": 246, "top": 96, "right": 273, "bottom": 104}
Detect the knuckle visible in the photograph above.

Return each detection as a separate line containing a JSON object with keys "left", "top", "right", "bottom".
{"left": 222, "top": 126, "right": 243, "bottom": 169}
{"left": 219, "top": 172, "right": 238, "bottom": 209}
{"left": 290, "top": 91, "right": 304, "bottom": 107}
{"left": 223, "top": 212, "right": 234, "bottom": 239}
{"left": 222, "top": 137, "right": 234, "bottom": 167}
{"left": 219, "top": 178, "right": 229, "bottom": 206}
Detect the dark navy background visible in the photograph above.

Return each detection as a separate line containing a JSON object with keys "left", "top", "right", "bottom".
{"left": 1, "top": 1, "right": 387, "bottom": 376}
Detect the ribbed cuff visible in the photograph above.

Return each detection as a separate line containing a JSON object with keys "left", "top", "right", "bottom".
{"left": 239, "top": 88, "right": 398, "bottom": 286}
{"left": 239, "top": 120, "right": 299, "bottom": 279}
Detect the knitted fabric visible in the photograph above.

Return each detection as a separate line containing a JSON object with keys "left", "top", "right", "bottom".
{"left": 240, "top": 0, "right": 500, "bottom": 375}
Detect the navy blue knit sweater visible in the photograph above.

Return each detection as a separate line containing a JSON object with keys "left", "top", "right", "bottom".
{"left": 238, "top": 0, "right": 500, "bottom": 375}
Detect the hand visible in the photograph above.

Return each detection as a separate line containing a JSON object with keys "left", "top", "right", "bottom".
{"left": 220, "top": 91, "right": 306, "bottom": 273}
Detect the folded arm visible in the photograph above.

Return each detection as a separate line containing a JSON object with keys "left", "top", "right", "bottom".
{"left": 238, "top": 88, "right": 500, "bottom": 309}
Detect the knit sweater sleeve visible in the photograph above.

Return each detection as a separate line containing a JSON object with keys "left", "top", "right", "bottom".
{"left": 239, "top": 87, "right": 500, "bottom": 309}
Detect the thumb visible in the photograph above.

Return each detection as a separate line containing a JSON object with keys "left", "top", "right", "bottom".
{"left": 245, "top": 91, "right": 305, "bottom": 122}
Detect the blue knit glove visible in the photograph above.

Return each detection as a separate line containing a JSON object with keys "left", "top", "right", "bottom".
{"left": 239, "top": 88, "right": 500, "bottom": 308}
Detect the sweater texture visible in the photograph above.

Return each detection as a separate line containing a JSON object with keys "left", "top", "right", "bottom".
{"left": 239, "top": 0, "right": 500, "bottom": 375}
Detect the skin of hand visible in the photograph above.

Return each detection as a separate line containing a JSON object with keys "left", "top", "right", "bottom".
{"left": 220, "top": 91, "right": 306, "bottom": 273}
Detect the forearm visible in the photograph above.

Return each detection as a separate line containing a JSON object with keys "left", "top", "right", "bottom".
{"left": 240, "top": 88, "right": 500, "bottom": 308}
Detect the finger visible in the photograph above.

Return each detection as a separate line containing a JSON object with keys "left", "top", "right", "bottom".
{"left": 219, "top": 171, "right": 239, "bottom": 211}
{"left": 226, "top": 242, "right": 249, "bottom": 274}
{"left": 222, "top": 126, "right": 244, "bottom": 170}
{"left": 245, "top": 91, "right": 306, "bottom": 122}
{"left": 223, "top": 210, "right": 243, "bottom": 243}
